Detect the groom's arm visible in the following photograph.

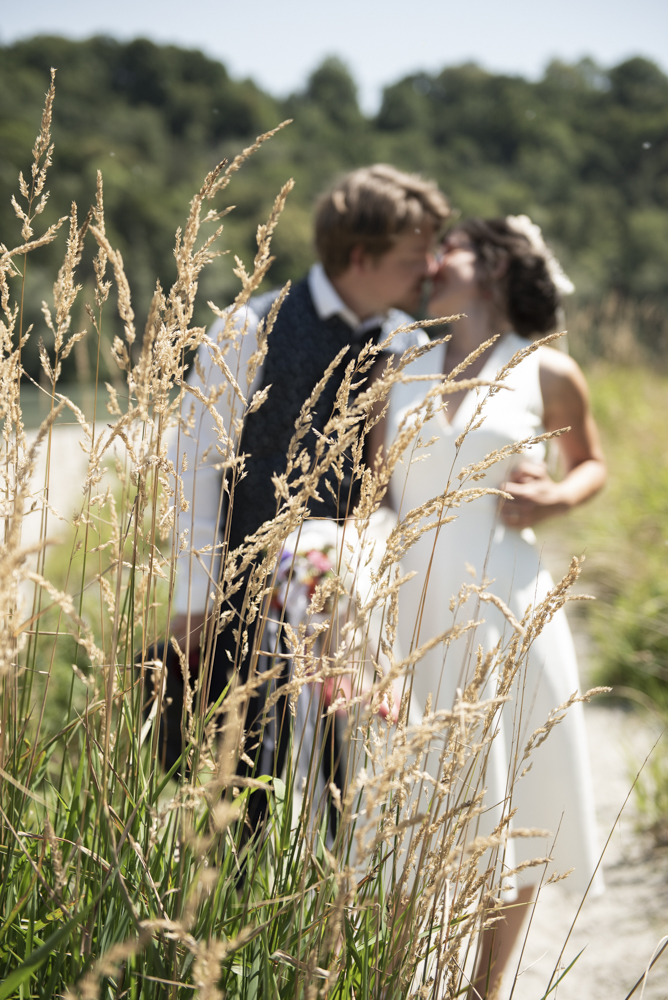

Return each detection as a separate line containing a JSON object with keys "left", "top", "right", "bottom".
{"left": 169, "top": 307, "right": 261, "bottom": 643}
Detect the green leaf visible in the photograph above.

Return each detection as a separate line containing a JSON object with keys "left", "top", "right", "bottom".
{"left": 0, "top": 900, "right": 93, "bottom": 1000}
{"left": 538, "top": 947, "right": 586, "bottom": 1000}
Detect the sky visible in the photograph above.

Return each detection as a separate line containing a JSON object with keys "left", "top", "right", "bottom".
{"left": 2, "top": 0, "right": 667, "bottom": 113}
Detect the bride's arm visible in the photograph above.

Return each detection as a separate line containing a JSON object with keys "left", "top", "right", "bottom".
{"left": 499, "top": 348, "right": 606, "bottom": 528}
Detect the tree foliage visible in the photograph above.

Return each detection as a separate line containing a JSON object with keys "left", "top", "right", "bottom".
{"left": 2, "top": 36, "right": 668, "bottom": 380}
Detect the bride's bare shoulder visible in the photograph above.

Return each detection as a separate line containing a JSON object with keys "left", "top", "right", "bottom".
{"left": 538, "top": 344, "right": 586, "bottom": 382}
{"left": 538, "top": 345, "right": 590, "bottom": 416}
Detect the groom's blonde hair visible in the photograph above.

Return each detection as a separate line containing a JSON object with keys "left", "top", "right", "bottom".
{"left": 315, "top": 164, "right": 449, "bottom": 277}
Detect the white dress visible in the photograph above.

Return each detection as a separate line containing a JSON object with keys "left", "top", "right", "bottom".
{"left": 387, "top": 332, "right": 602, "bottom": 894}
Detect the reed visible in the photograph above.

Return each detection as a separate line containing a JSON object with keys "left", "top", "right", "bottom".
{"left": 0, "top": 74, "right": 604, "bottom": 1000}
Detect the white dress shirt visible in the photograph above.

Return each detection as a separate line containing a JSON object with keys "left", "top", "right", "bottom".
{"left": 169, "top": 264, "right": 425, "bottom": 616}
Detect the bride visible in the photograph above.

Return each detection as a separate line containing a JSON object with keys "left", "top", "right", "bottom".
{"left": 369, "top": 215, "right": 606, "bottom": 996}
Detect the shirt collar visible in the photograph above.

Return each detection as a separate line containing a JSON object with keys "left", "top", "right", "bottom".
{"left": 308, "top": 263, "right": 387, "bottom": 335}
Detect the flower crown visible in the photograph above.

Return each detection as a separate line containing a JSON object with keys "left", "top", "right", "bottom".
{"left": 505, "top": 215, "right": 575, "bottom": 296}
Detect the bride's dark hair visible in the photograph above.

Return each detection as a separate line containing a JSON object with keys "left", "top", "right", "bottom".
{"left": 457, "top": 218, "right": 560, "bottom": 337}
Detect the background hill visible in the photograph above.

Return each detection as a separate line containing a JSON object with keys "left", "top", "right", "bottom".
{"left": 2, "top": 35, "right": 668, "bottom": 381}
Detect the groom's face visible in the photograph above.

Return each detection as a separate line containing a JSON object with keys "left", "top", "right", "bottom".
{"left": 354, "top": 224, "right": 437, "bottom": 314}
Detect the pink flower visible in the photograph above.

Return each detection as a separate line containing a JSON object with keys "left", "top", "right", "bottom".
{"left": 306, "top": 548, "right": 332, "bottom": 575}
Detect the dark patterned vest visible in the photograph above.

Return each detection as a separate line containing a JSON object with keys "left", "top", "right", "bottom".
{"left": 227, "top": 278, "right": 382, "bottom": 549}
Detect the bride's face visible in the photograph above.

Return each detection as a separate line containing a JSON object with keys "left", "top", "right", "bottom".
{"left": 427, "top": 231, "right": 481, "bottom": 318}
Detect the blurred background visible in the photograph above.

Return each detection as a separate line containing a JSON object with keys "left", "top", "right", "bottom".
{"left": 1, "top": 1, "right": 668, "bottom": 842}
{"left": 2, "top": 0, "right": 668, "bottom": 381}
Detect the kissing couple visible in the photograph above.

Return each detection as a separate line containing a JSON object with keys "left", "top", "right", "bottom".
{"left": 169, "top": 163, "right": 605, "bottom": 997}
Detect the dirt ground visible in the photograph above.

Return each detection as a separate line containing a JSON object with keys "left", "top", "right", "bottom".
{"left": 502, "top": 701, "right": 668, "bottom": 1000}
{"left": 500, "top": 582, "right": 668, "bottom": 1000}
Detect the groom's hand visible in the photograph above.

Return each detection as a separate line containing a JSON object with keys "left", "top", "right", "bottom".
{"left": 499, "top": 461, "right": 570, "bottom": 529}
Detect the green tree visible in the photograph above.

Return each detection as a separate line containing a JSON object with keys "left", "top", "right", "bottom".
{"left": 2, "top": 39, "right": 668, "bottom": 381}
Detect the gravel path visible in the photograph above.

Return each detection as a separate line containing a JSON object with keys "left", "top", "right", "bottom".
{"left": 502, "top": 541, "right": 668, "bottom": 1000}
{"left": 504, "top": 701, "right": 668, "bottom": 1000}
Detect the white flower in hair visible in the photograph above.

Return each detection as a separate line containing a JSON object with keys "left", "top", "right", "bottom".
{"left": 506, "top": 215, "right": 575, "bottom": 296}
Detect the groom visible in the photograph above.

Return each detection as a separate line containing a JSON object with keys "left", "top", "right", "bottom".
{"left": 164, "top": 164, "right": 449, "bottom": 811}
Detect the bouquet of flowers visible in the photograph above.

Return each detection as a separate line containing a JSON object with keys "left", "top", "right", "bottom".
{"left": 270, "top": 541, "right": 336, "bottom": 619}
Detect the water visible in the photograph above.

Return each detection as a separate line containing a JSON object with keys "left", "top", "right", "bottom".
{"left": 19, "top": 383, "right": 180, "bottom": 430}
{"left": 20, "top": 383, "right": 126, "bottom": 430}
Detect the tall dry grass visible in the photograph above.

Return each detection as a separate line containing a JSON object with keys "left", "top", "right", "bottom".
{"left": 566, "top": 293, "right": 668, "bottom": 368}
{"left": 0, "top": 74, "right": 606, "bottom": 1000}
